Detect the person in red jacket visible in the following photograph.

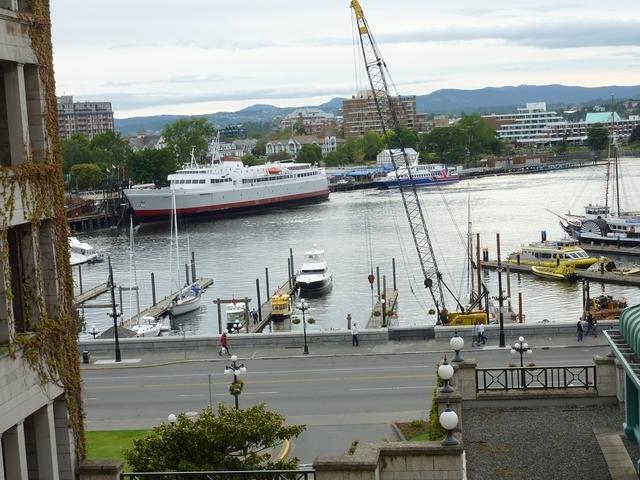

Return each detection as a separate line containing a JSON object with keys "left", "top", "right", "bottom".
{"left": 219, "top": 332, "right": 230, "bottom": 356}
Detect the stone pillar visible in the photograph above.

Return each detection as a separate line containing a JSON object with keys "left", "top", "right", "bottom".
{"left": 593, "top": 355, "right": 616, "bottom": 397}
{"left": 453, "top": 358, "right": 478, "bottom": 401}
{"left": 23, "top": 64, "right": 46, "bottom": 163}
{"left": 53, "top": 396, "right": 75, "bottom": 480}
{"left": 4, "top": 422, "right": 29, "bottom": 480}
{"left": 34, "top": 403, "right": 60, "bottom": 480}
{"left": 2, "top": 63, "right": 30, "bottom": 166}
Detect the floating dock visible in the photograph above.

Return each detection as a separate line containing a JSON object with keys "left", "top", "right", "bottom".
{"left": 481, "top": 261, "right": 640, "bottom": 287}
{"left": 580, "top": 243, "right": 640, "bottom": 257}
{"left": 74, "top": 282, "right": 110, "bottom": 305}
{"left": 123, "top": 277, "right": 214, "bottom": 328}
{"left": 254, "top": 278, "right": 296, "bottom": 333}
{"left": 367, "top": 288, "right": 399, "bottom": 328}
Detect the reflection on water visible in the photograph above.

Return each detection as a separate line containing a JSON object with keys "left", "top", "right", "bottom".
{"left": 75, "top": 159, "right": 640, "bottom": 336}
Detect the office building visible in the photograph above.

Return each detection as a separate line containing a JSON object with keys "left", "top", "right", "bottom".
{"left": 57, "top": 95, "right": 114, "bottom": 139}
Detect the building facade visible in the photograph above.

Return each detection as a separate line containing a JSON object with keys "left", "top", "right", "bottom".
{"left": 1, "top": 2, "right": 79, "bottom": 478}
{"left": 482, "top": 102, "right": 565, "bottom": 144}
{"left": 342, "top": 92, "right": 429, "bottom": 138}
{"left": 265, "top": 135, "right": 338, "bottom": 157}
{"left": 278, "top": 108, "right": 336, "bottom": 135}
{"left": 57, "top": 95, "right": 114, "bottom": 139}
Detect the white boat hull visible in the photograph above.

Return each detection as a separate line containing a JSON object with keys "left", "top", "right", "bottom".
{"left": 170, "top": 294, "right": 202, "bottom": 316}
{"left": 131, "top": 323, "right": 162, "bottom": 337}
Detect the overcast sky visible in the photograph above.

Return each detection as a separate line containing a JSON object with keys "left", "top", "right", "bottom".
{"left": 51, "top": 0, "right": 640, "bottom": 118}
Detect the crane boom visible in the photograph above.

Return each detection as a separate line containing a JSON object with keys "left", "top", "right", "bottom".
{"left": 350, "top": 0, "right": 446, "bottom": 313}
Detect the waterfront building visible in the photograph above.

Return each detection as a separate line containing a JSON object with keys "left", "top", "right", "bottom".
{"left": 219, "top": 124, "right": 247, "bottom": 140}
{"left": 342, "top": 92, "right": 429, "bottom": 138}
{"left": 57, "top": 95, "right": 114, "bottom": 139}
{"left": 1, "top": 1, "right": 81, "bottom": 478}
{"left": 265, "top": 135, "right": 338, "bottom": 157}
{"left": 545, "top": 112, "right": 640, "bottom": 145}
{"left": 127, "top": 133, "right": 165, "bottom": 151}
{"left": 482, "top": 102, "right": 565, "bottom": 144}
{"left": 278, "top": 108, "right": 336, "bottom": 135}
{"left": 376, "top": 148, "right": 419, "bottom": 168}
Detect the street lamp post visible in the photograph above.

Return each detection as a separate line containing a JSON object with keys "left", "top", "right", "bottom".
{"left": 510, "top": 336, "right": 532, "bottom": 388}
{"left": 224, "top": 355, "right": 247, "bottom": 409}
{"left": 438, "top": 356, "right": 455, "bottom": 394}
{"left": 439, "top": 403, "right": 459, "bottom": 446}
{"left": 299, "top": 299, "right": 309, "bottom": 355}
{"left": 107, "top": 257, "right": 122, "bottom": 363}
{"left": 450, "top": 331, "right": 464, "bottom": 363}
{"left": 381, "top": 298, "right": 386, "bottom": 327}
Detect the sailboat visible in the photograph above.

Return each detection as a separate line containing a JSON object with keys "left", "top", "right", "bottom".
{"left": 126, "top": 217, "right": 162, "bottom": 337}
{"left": 560, "top": 103, "right": 640, "bottom": 246}
{"left": 168, "top": 187, "right": 202, "bottom": 316}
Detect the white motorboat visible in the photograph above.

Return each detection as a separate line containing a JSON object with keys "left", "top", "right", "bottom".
{"left": 68, "top": 236, "right": 103, "bottom": 265}
{"left": 131, "top": 316, "right": 162, "bottom": 337}
{"left": 296, "top": 248, "right": 333, "bottom": 294}
{"left": 226, "top": 301, "right": 246, "bottom": 333}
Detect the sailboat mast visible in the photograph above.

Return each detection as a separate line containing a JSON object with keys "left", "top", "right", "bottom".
{"left": 611, "top": 96, "right": 621, "bottom": 216}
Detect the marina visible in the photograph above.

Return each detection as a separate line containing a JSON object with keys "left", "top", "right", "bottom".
{"left": 72, "top": 158, "right": 640, "bottom": 336}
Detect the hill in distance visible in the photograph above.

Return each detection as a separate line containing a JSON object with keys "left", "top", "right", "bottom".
{"left": 114, "top": 84, "right": 640, "bottom": 135}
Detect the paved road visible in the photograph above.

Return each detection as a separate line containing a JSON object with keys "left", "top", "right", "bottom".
{"left": 82, "top": 342, "right": 609, "bottom": 462}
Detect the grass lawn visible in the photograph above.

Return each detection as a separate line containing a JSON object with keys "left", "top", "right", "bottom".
{"left": 86, "top": 430, "right": 149, "bottom": 464}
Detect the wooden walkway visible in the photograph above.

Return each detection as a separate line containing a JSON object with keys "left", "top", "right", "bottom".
{"left": 74, "top": 282, "right": 109, "bottom": 305}
{"left": 253, "top": 278, "right": 296, "bottom": 333}
{"left": 367, "top": 289, "right": 399, "bottom": 329}
{"left": 481, "top": 261, "right": 640, "bottom": 287}
{"left": 580, "top": 243, "right": 640, "bottom": 257}
{"left": 123, "top": 278, "right": 213, "bottom": 328}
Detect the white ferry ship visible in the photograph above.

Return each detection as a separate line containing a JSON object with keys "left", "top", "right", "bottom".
{"left": 124, "top": 152, "right": 330, "bottom": 222}
{"left": 373, "top": 163, "right": 459, "bottom": 189}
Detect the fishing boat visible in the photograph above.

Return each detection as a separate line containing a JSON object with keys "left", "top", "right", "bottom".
{"left": 270, "top": 291, "right": 292, "bottom": 320}
{"left": 531, "top": 263, "right": 577, "bottom": 281}
{"left": 507, "top": 238, "right": 598, "bottom": 269}
{"left": 124, "top": 140, "right": 330, "bottom": 223}
{"left": 167, "top": 190, "right": 202, "bottom": 316}
{"left": 374, "top": 161, "right": 459, "bottom": 189}
{"left": 296, "top": 248, "right": 333, "bottom": 294}
{"left": 558, "top": 108, "right": 640, "bottom": 246}
{"left": 226, "top": 301, "right": 246, "bottom": 333}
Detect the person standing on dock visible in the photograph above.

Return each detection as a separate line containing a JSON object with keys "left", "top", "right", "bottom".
{"left": 219, "top": 332, "right": 230, "bottom": 356}
{"left": 351, "top": 322, "right": 359, "bottom": 347}
{"left": 577, "top": 319, "right": 584, "bottom": 342}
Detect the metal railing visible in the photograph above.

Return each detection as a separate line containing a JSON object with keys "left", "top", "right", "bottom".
{"left": 121, "top": 470, "right": 314, "bottom": 480}
{"left": 476, "top": 365, "right": 596, "bottom": 392}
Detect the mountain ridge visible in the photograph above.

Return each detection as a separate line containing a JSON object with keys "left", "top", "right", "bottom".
{"left": 114, "top": 84, "right": 640, "bottom": 135}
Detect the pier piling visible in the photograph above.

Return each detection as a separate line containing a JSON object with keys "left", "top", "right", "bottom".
{"left": 497, "top": 233, "right": 505, "bottom": 347}
{"left": 151, "top": 272, "right": 156, "bottom": 306}
{"left": 256, "top": 278, "right": 263, "bottom": 325}
{"left": 376, "top": 266, "right": 381, "bottom": 300}
{"left": 191, "top": 252, "right": 196, "bottom": 283}
{"left": 265, "top": 267, "right": 270, "bottom": 299}
{"left": 216, "top": 298, "right": 222, "bottom": 334}
{"left": 78, "top": 264, "right": 83, "bottom": 294}
{"left": 392, "top": 257, "right": 397, "bottom": 291}
{"left": 185, "top": 264, "right": 190, "bottom": 284}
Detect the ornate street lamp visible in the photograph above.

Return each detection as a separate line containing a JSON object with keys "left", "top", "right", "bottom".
{"left": 167, "top": 413, "right": 177, "bottom": 426}
{"left": 510, "top": 335, "right": 532, "bottom": 388}
{"left": 224, "top": 354, "right": 247, "bottom": 409}
{"left": 438, "top": 356, "right": 455, "bottom": 394}
{"left": 450, "top": 331, "right": 464, "bottom": 363}
{"left": 439, "top": 403, "right": 459, "bottom": 446}
{"left": 299, "top": 299, "right": 309, "bottom": 354}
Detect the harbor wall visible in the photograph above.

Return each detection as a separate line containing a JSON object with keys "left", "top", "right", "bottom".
{"left": 78, "top": 321, "right": 617, "bottom": 354}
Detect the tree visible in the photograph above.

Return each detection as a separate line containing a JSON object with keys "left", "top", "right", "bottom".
{"left": 587, "top": 125, "right": 609, "bottom": 153}
{"left": 124, "top": 404, "right": 305, "bottom": 472}
{"left": 362, "top": 131, "right": 384, "bottom": 161}
{"left": 421, "top": 127, "right": 467, "bottom": 163}
{"left": 296, "top": 144, "right": 322, "bottom": 164}
{"left": 252, "top": 139, "right": 267, "bottom": 156}
{"left": 69, "top": 163, "right": 104, "bottom": 190}
{"left": 126, "top": 148, "right": 176, "bottom": 185}
{"left": 457, "top": 114, "right": 499, "bottom": 157}
{"left": 90, "top": 130, "right": 131, "bottom": 179}
{"left": 629, "top": 125, "right": 640, "bottom": 144}
{"left": 387, "top": 127, "right": 418, "bottom": 150}
{"left": 241, "top": 154, "right": 262, "bottom": 166}
{"left": 162, "top": 117, "right": 215, "bottom": 163}
{"left": 61, "top": 133, "right": 93, "bottom": 173}
{"left": 323, "top": 149, "right": 348, "bottom": 167}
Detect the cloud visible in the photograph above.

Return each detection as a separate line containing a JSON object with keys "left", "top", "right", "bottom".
{"left": 103, "top": 74, "right": 231, "bottom": 88}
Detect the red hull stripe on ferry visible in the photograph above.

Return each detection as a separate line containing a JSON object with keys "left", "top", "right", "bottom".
{"left": 134, "top": 188, "right": 330, "bottom": 217}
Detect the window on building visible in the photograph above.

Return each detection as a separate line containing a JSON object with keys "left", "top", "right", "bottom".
{"left": 24, "top": 64, "right": 45, "bottom": 162}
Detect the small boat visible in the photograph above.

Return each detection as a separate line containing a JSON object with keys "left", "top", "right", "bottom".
{"left": 296, "top": 248, "right": 333, "bottom": 295}
{"left": 226, "top": 301, "right": 246, "bottom": 333}
{"left": 507, "top": 238, "right": 598, "bottom": 269}
{"left": 68, "top": 236, "right": 104, "bottom": 265}
{"left": 131, "top": 316, "right": 162, "bottom": 337}
{"left": 588, "top": 295, "right": 628, "bottom": 320}
{"left": 531, "top": 263, "right": 577, "bottom": 281}
{"left": 270, "top": 291, "right": 292, "bottom": 320}
{"left": 598, "top": 259, "right": 640, "bottom": 276}
{"left": 169, "top": 283, "right": 203, "bottom": 316}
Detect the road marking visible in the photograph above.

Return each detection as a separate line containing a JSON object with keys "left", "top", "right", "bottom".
{"left": 351, "top": 385, "right": 431, "bottom": 392}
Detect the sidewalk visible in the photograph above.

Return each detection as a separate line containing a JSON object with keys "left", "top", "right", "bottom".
{"left": 81, "top": 329, "right": 610, "bottom": 369}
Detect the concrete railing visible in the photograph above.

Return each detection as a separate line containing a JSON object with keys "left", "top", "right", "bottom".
{"left": 79, "top": 329, "right": 388, "bottom": 354}
{"left": 434, "top": 320, "right": 618, "bottom": 340}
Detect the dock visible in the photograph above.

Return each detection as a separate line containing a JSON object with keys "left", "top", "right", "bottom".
{"left": 123, "top": 277, "right": 214, "bottom": 327}
{"left": 253, "top": 278, "right": 296, "bottom": 333}
{"left": 367, "top": 288, "right": 399, "bottom": 328}
{"left": 481, "top": 261, "right": 640, "bottom": 287}
{"left": 580, "top": 243, "right": 640, "bottom": 257}
{"left": 74, "top": 282, "right": 110, "bottom": 305}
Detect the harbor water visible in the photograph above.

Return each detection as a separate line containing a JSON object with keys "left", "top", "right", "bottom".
{"left": 75, "top": 158, "right": 640, "bottom": 336}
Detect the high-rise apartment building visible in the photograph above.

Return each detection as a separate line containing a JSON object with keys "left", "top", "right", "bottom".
{"left": 57, "top": 95, "right": 114, "bottom": 139}
{"left": 482, "top": 102, "right": 565, "bottom": 144}
{"left": 342, "top": 92, "right": 428, "bottom": 138}
{"left": 1, "top": 2, "right": 80, "bottom": 478}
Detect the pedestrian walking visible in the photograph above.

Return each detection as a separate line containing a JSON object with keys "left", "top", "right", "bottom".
{"left": 219, "top": 332, "right": 230, "bottom": 355}
{"left": 585, "top": 313, "right": 594, "bottom": 336}
{"left": 478, "top": 323, "right": 486, "bottom": 345}
{"left": 576, "top": 320, "right": 584, "bottom": 342}
{"left": 471, "top": 322, "right": 479, "bottom": 347}
{"left": 351, "top": 322, "right": 359, "bottom": 347}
